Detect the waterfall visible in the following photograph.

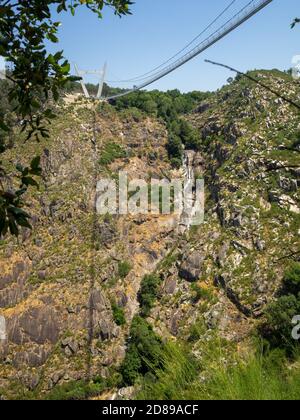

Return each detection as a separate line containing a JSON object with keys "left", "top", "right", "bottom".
{"left": 179, "top": 150, "right": 196, "bottom": 233}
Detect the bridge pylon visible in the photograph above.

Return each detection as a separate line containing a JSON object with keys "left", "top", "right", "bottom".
{"left": 74, "top": 62, "right": 107, "bottom": 99}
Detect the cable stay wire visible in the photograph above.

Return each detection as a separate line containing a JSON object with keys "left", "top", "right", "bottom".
{"left": 107, "top": 0, "right": 238, "bottom": 84}
{"left": 108, "top": 0, "right": 255, "bottom": 88}
{"left": 103, "top": 0, "right": 273, "bottom": 100}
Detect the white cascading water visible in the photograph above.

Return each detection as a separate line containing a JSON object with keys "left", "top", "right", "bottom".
{"left": 179, "top": 150, "right": 196, "bottom": 233}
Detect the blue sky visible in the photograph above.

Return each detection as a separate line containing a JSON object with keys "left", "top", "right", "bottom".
{"left": 50, "top": 0, "right": 300, "bottom": 92}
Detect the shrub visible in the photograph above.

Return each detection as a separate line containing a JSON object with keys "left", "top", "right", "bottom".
{"left": 282, "top": 263, "right": 300, "bottom": 297}
{"left": 138, "top": 274, "right": 160, "bottom": 317}
{"left": 261, "top": 295, "right": 300, "bottom": 356}
{"left": 120, "top": 316, "right": 162, "bottom": 386}
{"left": 167, "top": 134, "right": 183, "bottom": 162}
{"left": 188, "top": 319, "right": 207, "bottom": 342}
{"left": 45, "top": 379, "right": 106, "bottom": 401}
{"left": 99, "top": 141, "right": 126, "bottom": 166}
{"left": 137, "top": 343, "right": 300, "bottom": 401}
{"left": 118, "top": 261, "right": 132, "bottom": 279}
{"left": 191, "top": 283, "right": 203, "bottom": 302}
{"left": 170, "top": 157, "right": 182, "bottom": 169}
{"left": 120, "top": 344, "right": 142, "bottom": 386}
{"left": 179, "top": 120, "right": 200, "bottom": 150}
{"left": 260, "top": 263, "right": 300, "bottom": 356}
{"left": 120, "top": 107, "right": 144, "bottom": 122}
{"left": 112, "top": 301, "right": 126, "bottom": 326}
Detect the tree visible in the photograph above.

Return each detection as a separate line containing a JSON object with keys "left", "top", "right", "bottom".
{"left": 281, "top": 263, "right": 300, "bottom": 298}
{"left": 167, "top": 134, "right": 183, "bottom": 165}
{"left": 120, "top": 316, "right": 162, "bottom": 385}
{"left": 261, "top": 295, "right": 300, "bottom": 356}
{"left": 0, "top": 0, "right": 132, "bottom": 237}
{"left": 138, "top": 274, "right": 160, "bottom": 317}
{"left": 260, "top": 264, "right": 300, "bottom": 356}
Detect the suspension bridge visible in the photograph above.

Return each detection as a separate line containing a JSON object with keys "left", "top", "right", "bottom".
{"left": 75, "top": 0, "right": 274, "bottom": 101}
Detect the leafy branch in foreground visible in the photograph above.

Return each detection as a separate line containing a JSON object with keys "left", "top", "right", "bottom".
{"left": 0, "top": 156, "right": 41, "bottom": 236}
{"left": 0, "top": 0, "right": 132, "bottom": 237}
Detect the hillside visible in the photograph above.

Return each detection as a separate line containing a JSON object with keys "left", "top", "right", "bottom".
{"left": 0, "top": 70, "right": 299, "bottom": 400}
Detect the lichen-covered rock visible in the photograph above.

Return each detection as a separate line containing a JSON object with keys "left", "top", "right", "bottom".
{"left": 179, "top": 251, "right": 205, "bottom": 282}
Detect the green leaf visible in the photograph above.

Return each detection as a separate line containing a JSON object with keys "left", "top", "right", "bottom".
{"left": 47, "top": 54, "right": 56, "bottom": 65}
{"left": 17, "top": 217, "right": 32, "bottom": 229}
{"left": 31, "top": 99, "right": 41, "bottom": 110}
{"left": 57, "top": 4, "right": 67, "bottom": 13}
{"left": 68, "top": 76, "right": 82, "bottom": 82}
{"left": 48, "top": 33, "right": 59, "bottom": 43}
{"left": 61, "top": 62, "right": 71, "bottom": 75}
{"left": 8, "top": 219, "right": 19, "bottom": 236}
{"left": 9, "top": 207, "right": 31, "bottom": 219}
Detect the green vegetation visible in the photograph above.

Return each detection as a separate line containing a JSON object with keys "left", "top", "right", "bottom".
{"left": 45, "top": 379, "right": 106, "bottom": 401}
{"left": 260, "top": 263, "right": 300, "bottom": 356}
{"left": 120, "top": 316, "right": 162, "bottom": 386}
{"left": 112, "top": 90, "right": 209, "bottom": 120}
{"left": 188, "top": 319, "right": 207, "bottom": 343}
{"left": 0, "top": 0, "right": 132, "bottom": 238}
{"left": 137, "top": 343, "right": 300, "bottom": 400}
{"left": 122, "top": 264, "right": 300, "bottom": 399}
{"left": 190, "top": 283, "right": 214, "bottom": 303}
{"left": 138, "top": 274, "right": 161, "bottom": 317}
{"left": 282, "top": 263, "right": 300, "bottom": 296}
{"left": 111, "top": 89, "right": 208, "bottom": 166}
{"left": 157, "top": 249, "right": 179, "bottom": 271}
{"left": 99, "top": 141, "right": 126, "bottom": 166}
{"left": 262, "top": 295, "right": 300, "bottom": 356}
{"left": 118, "top": 260, "right": 132, "bottom": 278}
{"left": 0, "top": 155, "right": 42, "bottom": 236}
{"left": 112, "top": 301, "right": 126, "bottom": 326}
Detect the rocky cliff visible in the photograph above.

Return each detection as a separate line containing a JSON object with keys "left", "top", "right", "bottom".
{"left": 0, "top": 70, "right": 299, "bottom": 399}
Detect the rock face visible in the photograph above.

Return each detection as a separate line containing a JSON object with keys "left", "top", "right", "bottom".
{"left": 0, "top": 70, "right": 299, "bottom": 399}
{"left": 179, "top": 252, "right": 205, "bottom": 282}
{"left": 146, "top": 71, "right": 299, "bottom": 348}
{"left": 0, "top": 259, "right": 31, "bottom": 308}
{"left": 0, "top": 103, "right": 177, "bottom": 398}
{"left": 8, "top": 306, "right": 59, "bottom": 345}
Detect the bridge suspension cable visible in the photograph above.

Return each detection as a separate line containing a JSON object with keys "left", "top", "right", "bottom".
{"left": 104, "top": 0, "right": 274, "bottom": 100}
{"left": 107, "top": 0, "right": 238, "bottom": 84}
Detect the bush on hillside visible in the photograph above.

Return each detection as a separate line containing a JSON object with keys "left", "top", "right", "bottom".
{"left": 137, "top": 344, "right": 300, "bottom": 400}
{"left": 111, "top": 301, "right": 126, "bottom": 326}
{"left": 281, "top": 263, "right": 300, "bottom": 297}
{"left": 260, "top": 263, "right": 300, "bottom": 356}
{"left": 261, "top": 295, "right": 300, "bottom": 356}
{"left": 111, "top": 89, "right": 208, "bottom": 166}
{"left": 118, "top": 261, "right": 132, "bottom": 279}
{"left": 138, "top": 274, "right": 161, "bottom": 317}
{"left": 120, "top": 316, "right": 162, "bottom": 386}
{"left": 99, "top": 141, "right": 126, "bottom": 166}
